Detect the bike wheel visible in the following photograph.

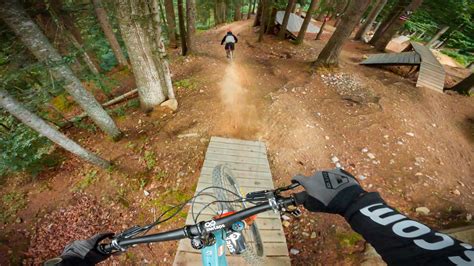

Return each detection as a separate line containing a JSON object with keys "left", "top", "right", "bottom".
{"left": 212, "top": 164, "right": 264, "bottom": 264}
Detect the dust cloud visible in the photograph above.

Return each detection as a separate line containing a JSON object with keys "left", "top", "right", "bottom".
{"left": 218, "top": 63, "right": 260, "bottom": 138}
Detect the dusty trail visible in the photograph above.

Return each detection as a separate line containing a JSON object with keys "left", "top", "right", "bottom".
{"left": 204, "top": 21, "right": 263, "bottom": 139}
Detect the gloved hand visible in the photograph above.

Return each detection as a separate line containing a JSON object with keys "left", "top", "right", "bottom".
{"left": 292, "top": 168, "right": 367, "bottom": 215}
{"left": 58, "top": 233, "right": 114, "bottom": 265}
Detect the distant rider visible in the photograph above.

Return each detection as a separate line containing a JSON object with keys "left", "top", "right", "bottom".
{"left": 220, "top": 29, "right": 238, "bottom": 59}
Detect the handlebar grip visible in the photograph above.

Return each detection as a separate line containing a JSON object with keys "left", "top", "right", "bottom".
{"left": 293, "top": 191, "right": 308, "bottom": 205}
{"left": 98, "top": 243, "right": 114, "bottom": 254}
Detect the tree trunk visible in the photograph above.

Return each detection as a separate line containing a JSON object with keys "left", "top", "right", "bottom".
{"left": 234, "top": 0, "right": 242, "bottom": 21}
{"left": 333, "top": 0, "right": 350, "bottom": 28}
{"left": 216, "top": 0, "right": 226, "bottom": 24}
{"left": 253, "top": 0, "right": 262, "bottom": 26}
{"left": 295, "top": 0, "right": 319, "bottom": 44}
{"left": 314, "top": 0, "right": 371, "bottom": 67}
{"left": 373, "top": 0, "right": 423, "bottom": 51}
{"left": 117, "top": 0, "right": 176, "bottom": 111}
{"left": 158, "top": 0, "right": 169, "bottom": 37}
{"left": 33, "top": 6, "right": 83, "bottom": 73}
{"left": 315, "top": 11, "right": 329, "bottom": 40}
{"left": 0, "top": 89, "right": 110, "bottom": 168}
{"left": 247, "top": 0, "right": 254, "bottom": 19}
{"left": 225, "top": 0, "right": 231, "bottom": 21}
{"left": 0, "top": 0, "right": 122, "bottom": 139}
{"left": 164, "top": 0, "right": 178, "bottom": 48}
{"left": 64, "top": 30, "right": 101, "bottom": 75}
{"left": 92, "top": 0, "right": 128, "bottom": 66}
{"left": 186, "top": 0, "right": 196, "bottom": 53}
{"left": 450, "top": 73, "right": 474, "bottom": 95}
{"left": 177, "top": 0, "right": 188, "bottom": 55}
{"left": 426, "top": 25, "right": 449, "bottom": 48}
{"left": 221, "top": 0, "right": 228, "bottom": 22}
{"left": 251, "top": 0, "right": 257, "bottom": 14}
{"left": 369, "top": 1, "right": 402, "bottom": 45}
{"left": 278, "top": 0, "right": 296, "bottom": 39}
{"left": 49, "top": 0, "right": 102, "bottom": 74}
{"left": 266, "top": 6, "right": 277, "bottom": 34}
{"left": 291, "top": 1, "right": 298, "bottom": 13}
{"left": 354, "top": 0, "right": 387, "bottom": 41}
{"left": 257, "top": 0, "right": 267, "bottom": 42}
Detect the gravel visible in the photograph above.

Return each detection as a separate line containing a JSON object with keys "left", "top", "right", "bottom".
{"left": 290, "top": 248, "right": 300, "bottom": 255}
{"left": 320, "top": 73, "right": 379, "bottom": 104}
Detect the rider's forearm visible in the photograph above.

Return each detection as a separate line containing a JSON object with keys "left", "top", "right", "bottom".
{"left": 343, "top": 192, "right": 473, "bottom": 265}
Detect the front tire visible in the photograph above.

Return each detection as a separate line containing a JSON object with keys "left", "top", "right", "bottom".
{"left": 212, "top": 164, "right": 264, "bottom": 264}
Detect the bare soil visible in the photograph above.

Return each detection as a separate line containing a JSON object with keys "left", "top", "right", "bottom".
{"left": 1, "top": 19, "right": 473, "bottom": 265}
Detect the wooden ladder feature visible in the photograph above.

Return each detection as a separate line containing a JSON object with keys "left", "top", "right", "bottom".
{"left": 173, "top": 137, "right": 290, "bottom": 265}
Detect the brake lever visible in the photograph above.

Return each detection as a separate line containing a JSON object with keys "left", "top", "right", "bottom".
{"left": 274, "top": 183, "right": 300, "bottom": 194}
{"left": 115, "top": 225, "right": 146, "bottom": 240}
{"left": 245, "top": 190, "right": 274, "bottom": 201}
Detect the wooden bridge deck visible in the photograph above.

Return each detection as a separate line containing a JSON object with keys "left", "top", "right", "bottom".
{"left": 173, "top": 137, "right": 290, "bottom": 266}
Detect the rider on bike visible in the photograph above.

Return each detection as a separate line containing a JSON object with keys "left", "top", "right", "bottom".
{"left": 47, "top": 169, "right": 473, "bottom": 265}
{"left": 220, "top": 29, "right": 238, "bottom": 59}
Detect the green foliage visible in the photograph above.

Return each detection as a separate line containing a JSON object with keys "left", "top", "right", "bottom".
{"left": 138, "top": 178, "right": 148, "bottom": 190}
{"left": 0, "top": 191, "right": 27, "bottom": 223}
{"left": 154, "top": 170, "right": 167, "bottom": 181}
{"left": 144, "top": 151, "right": 156, "bottom": 170}
{"left": 336, "top": 231, "right": 363, "bottom": 248}
{"left": 0, "top": 116, "right": 56, "bottom": 177}
{"left": 174, "top": 78, "right": 195, "bottom": 90}
{"left": 126, "top": 98, "right": 140, "bottom": 109}
{"left": 404, "top": 0, "right": 474, "bottom": 50}
{"left": 111, "top": 106, "right": 126, "bottom": 117}
{"left": 73, "top": 120, "right": 98, "bottom": 133}
{"left": 441, "top": 49, "right": 474, "bottom": 67}
{"left": 73, "top": 170, "right": 98, "bottom": 191}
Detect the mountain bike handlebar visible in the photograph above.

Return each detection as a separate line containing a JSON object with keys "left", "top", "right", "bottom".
{"left": 98, "top": 191, "right": 307, "bottom": 254}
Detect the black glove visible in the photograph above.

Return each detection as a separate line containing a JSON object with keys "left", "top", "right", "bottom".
{"left": 291, "top": 168, "right": 367, "bottom": 215}
{"left": 45, "top": 233, "right": 114, "bottom": 265}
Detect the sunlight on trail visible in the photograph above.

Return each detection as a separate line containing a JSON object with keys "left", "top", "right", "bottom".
{"left": 219, "top": 63, "right": 259, "bottom": 138}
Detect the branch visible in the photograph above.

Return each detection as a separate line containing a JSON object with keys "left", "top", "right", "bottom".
{"left": 68, "top": 89, "right": 138, "bottom": 123}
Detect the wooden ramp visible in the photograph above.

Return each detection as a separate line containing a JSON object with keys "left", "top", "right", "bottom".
{"left": 410, "top": 42, "right": 446, "bottom": 93}
{"left": 275, "top": 11, "right": 319, "bottom": 38}
{"left": 360, "top": 41, "right": 445, "bottom": 93}
{"left": 173, "top": 137, "right": 290, "bottom": 266}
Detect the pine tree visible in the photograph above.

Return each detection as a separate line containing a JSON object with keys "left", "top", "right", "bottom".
{"left": 0, "top": 89, "right": 110, "bottom": 168}
{"left": 314, "top": 0, "right": 371, "bottom": 66}
{"left": 0, "top": 0, "right": 123, "bottom": 140}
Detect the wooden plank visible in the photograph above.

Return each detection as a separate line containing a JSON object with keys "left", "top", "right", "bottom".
{"left": 194, "top": 182, "right": 272, "bottom": 193}
{"left": 200, "top": 166, "right": 272, "bottom": 179}
{"left": 208, "top": 142, "right": 266, "bottom": 154}
{"left": 175, "top": 137, "right": 289, "bottom": 265}
{"left": 197, "top": 177, "right": 274, "bottom": 188}
{"left": 205, "top": 153, "right": 269, "bottom": 166}
{"left": 203, "top": 160, "right": 271, "bottom": 173}
{"left": 211, "top": 136, "right": 263, "bottom": 147}
{"left": 207, "top": 147, "right": 267, "bottom": 158}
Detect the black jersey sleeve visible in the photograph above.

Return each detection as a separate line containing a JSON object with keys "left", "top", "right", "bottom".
{"left": 344, "top": 192, "right": 474, "bottom": 265}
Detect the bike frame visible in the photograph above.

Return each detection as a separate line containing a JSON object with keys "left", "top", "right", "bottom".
{"left": 99, "top": 186, "right": 305, "bottom": 265}
{"left": 200, "top": 229, "right": 227, "bottom": 265}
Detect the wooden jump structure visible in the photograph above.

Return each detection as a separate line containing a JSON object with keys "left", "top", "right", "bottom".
{"left": 173, "top": 137, "right": 290, "bottom": 265}
{"left": 361, "top": 41, "right": 446, "bottom": 93}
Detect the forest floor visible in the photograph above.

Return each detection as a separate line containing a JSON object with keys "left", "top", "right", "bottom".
{"left": 1, "top": 19, "right": 473, "bottom": 265}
